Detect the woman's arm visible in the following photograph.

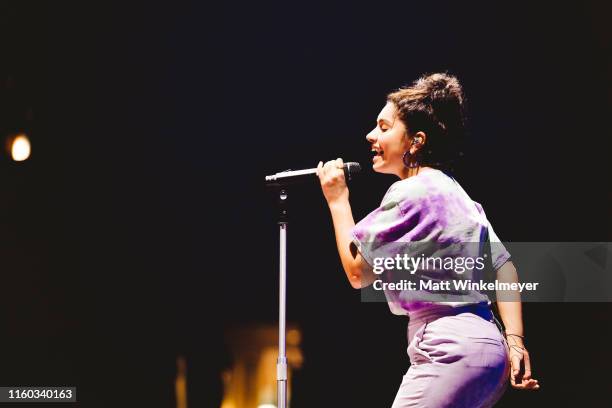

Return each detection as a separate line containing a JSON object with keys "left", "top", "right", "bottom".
{"left": 328, "top": 200, "right": 375, "bottom": 289}
{"left": 496, "top": 261, "right": 540, "bottom": 390}
{"left": 317, "top": 158, "right": 375, "bottom": 289}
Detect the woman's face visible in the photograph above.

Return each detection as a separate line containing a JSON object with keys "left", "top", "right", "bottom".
{"left": 366, "top": 102, "right": 411, "bottom": 177}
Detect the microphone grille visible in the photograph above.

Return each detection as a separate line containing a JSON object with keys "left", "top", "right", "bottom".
{"left": 345, "top": 162, "right": 361, "bottom": 182}
{"left": 346, "top": 162, "right": 361, "bottom": 174}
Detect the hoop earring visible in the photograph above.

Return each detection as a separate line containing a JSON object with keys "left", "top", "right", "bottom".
{"left": 402, "top": 150, "right": 420, "bottom": 168}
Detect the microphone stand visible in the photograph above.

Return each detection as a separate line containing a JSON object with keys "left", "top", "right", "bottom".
{"left": 266, "top": 162, "right": 359, "bottom": 408}
{"left": 276, "top": 188, "right": 288, "bottom": 408}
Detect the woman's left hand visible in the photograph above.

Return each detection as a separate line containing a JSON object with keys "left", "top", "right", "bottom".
{"left": 316, "top": 158, "right": 349, "bottom": 205}
{"left": 507, "top": 336, "right": 540, "bottom": 390}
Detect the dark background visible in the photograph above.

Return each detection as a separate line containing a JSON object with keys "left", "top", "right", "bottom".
{"left": 0, "top": 1, "right": 610, "bottom": 407}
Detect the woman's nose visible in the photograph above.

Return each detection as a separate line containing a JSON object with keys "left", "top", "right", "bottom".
{"left": 366, "top": 130, "right": 377, "bottom": 143}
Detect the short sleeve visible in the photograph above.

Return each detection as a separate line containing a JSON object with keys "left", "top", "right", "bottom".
{"left": 473, "top": 201, "right": 511, "bottom": 271}
{"left": 351, "top": 202, "right": 402, "bottom": 267}
{"left": 351, "top": 183, "right": 429, "bottom": 267}
{"left": 487, "top": 221, "right": 511, "bottom": 271}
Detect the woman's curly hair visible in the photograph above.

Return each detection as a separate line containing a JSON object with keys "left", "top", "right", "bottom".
{"left": 387, "top": 72, "right": 466, "bottom": 169}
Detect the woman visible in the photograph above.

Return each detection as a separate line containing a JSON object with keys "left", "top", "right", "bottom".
{"left": 316, "top": 73, "right": 539, "bottom": 407}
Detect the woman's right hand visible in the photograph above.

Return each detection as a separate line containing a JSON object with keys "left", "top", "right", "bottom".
{"left": 316, "top": 158, "right": 349, "bottom": 205}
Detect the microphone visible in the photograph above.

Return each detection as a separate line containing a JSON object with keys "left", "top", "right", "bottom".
{"left": 265, "top": 162, "right": 361, "bottom": 187}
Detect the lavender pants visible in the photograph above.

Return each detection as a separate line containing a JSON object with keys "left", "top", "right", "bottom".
{"left": 391, "top": 305, "right": 509, "bottom": 408}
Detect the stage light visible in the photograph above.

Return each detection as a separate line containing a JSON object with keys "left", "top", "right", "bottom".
{"left": 257, "top": 405, "right": 276, "bottom": 408}
{"left": 10, "top": 134, "right": 31, "bottom": 161}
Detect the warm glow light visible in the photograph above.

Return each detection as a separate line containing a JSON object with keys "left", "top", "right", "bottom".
{"left": 257, "top": 405, "right": 276, "bottom": 408}
{"left": 11, "top": 134, "right": 31, "bottom": 161}
{"left": 287, "top": 328, "right": 301, "bottom": 345}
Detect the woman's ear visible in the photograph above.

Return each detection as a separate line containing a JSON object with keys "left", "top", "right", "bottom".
{"left": 410, "top": 131, "right": 427, "bottom": 154}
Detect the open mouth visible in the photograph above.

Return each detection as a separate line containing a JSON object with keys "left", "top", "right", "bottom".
{"left": 371, "top": 149, "right": 384, "bottom": 157}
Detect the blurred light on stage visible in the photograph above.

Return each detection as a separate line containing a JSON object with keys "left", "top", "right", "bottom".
{"left": 221, "top": 324, "right": 303, "bottom": 408}
{"left": 10, "top": 134, "right": 31, "bottom": 161}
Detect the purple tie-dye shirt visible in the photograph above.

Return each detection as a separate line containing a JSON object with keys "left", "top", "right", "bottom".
{"left": 351, "top": 168, "right": 510, "bottom": 315}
